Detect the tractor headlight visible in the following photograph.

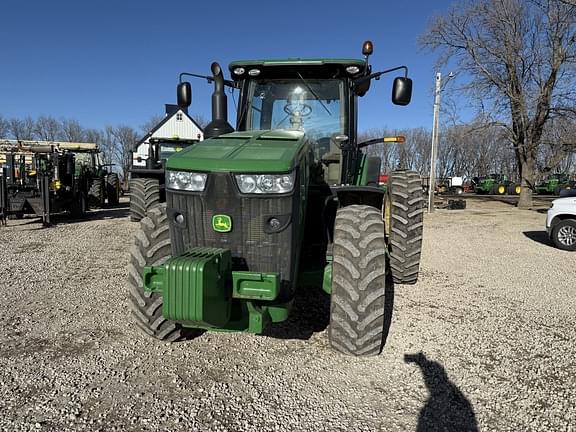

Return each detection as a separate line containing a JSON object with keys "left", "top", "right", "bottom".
{"left": 235, "top": 172, "right": 295, "bottom": 194}
{"left": 166, "top": 170, "right": 207, "bottom": 191}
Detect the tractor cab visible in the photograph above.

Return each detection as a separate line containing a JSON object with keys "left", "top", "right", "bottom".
{"left": 230, "top": 60, "right": 358, "bottom": 186}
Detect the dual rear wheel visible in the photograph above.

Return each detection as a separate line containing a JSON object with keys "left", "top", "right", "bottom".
{"left": 328, "top": 170, "right": 424, "bottom": 356}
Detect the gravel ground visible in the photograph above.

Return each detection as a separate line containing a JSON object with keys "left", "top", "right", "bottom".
{"left": 0, "top": 197, "right": 574, "bottom": 431}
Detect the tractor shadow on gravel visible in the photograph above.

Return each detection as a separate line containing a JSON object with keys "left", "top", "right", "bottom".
{"left": 265, "top": 274, "right": 395, "bottom": 346}
{"left": 11, "top": 204, "right": 130, "bottom": 230}
{"left": 86, "top": 204, "right": 130, "bottom": 221}
{"left": 522, "top": 230, "right": 554, "bottom": 248}
{"left": 404, "top": 352, "right": 479, "bottom": 432}
{"left": 264, "top": 285, "right": 331, "bottom": 340}
{"left": 49, "top": 204, "right": 129, "bottom": 225}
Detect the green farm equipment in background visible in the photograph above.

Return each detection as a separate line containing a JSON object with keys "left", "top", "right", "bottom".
{"left": 473, "top": 174, "right": 519, "bottom": 195}
{"left": 128, "top": 41, "right": 424, "bottom": 357}
{"left": 71, "top": 148, "right": 120, "bottom": 207}
{"left": 0, "top": 140, "right": 91, "bottom": 225}
{"left": 535, "top": 174, "right": 573, "bottom": 195}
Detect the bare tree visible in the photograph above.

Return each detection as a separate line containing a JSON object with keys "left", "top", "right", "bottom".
{"left": 140, "top": 115, "right": 164, "bottom": 136}
{"left": 421, "top": 0, "right": 576, "bottom": 207}
{"left": 35, "top": 115, "right": 62, "bottom": 141}
{"left": 0, "top": 115, "right": 9, "bottom": 138}
{"left": 9, "top": 117, "right": 36, "bottom": 140}
{"left": 60, "top": 119, "right": 85, "bottom": 142}
{"left": 108, "top": 125, "right": 139, "bottom": 183}
{"left": 191, "top": 113, "right": 209, "bottom": 129}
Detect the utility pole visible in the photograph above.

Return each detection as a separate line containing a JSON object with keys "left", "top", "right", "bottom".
{"left": 428, "top": 72, "right": 442, "bottom": 213}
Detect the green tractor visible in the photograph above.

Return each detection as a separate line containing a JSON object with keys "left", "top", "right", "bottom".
{"left": 128, "top": 41, "right": 423, "bottom": 356}
{"left": 535, "top": 173, "right": 572, "bottom": 195}
{"left": 76, "top": 149, "right": 120, "bottom": 207}
{"left": 473, "top": 173, "right": 514, "bottom": 195}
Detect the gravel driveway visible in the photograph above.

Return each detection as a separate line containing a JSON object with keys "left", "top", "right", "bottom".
{"left": 0, "top": 198, "right": 574, "bottom": 431}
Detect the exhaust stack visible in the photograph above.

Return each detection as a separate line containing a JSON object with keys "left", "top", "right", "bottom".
{"left": 204, "top": 62, "right": 234, "bottom": 139}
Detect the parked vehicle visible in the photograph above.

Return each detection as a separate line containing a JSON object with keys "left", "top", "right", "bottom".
{"left": 536, "top": 173, "right": 573, "bottom": 195}
{"left": 436, "top": 176, "right": 464, "bottom": 195}
{"left": 546, "top": 192, "right": 576, "bottom": 251}
{"left": 0, "top": 141, "right": 91, "bottom": 225}
{"left": 473, "top": 174, "right": 514, "bottom": 195}
{"left": 128, "top": 41, "right": 423, "bottom": 357}
{"left": 71, "top": 149, "right": 120, "bottom": 207}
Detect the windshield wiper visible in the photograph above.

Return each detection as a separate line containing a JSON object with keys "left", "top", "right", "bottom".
{"left": 296, "top": 73, "right": 332, "bottom": 116}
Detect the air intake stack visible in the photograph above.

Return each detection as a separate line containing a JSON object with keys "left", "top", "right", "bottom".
{"left": 204, "top": 62, "right": 234, "bottom": 139}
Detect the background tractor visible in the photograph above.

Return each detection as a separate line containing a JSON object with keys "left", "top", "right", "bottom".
{"left": 129, "top": 137, "right": 200, "bottom": 221}
{"left": 79, "top": 149, "right": 120, "bottom": 207}
{"left": 128, "top": 41, "right": 424, "bottom": 357}
{"left": 535, "top": 173, "right": 573, "bottom": 195}
{"left": 473, "top": 174, "right": 515, "bottom": 195}
{"left": 0, "top": 141, "right": 91, "bottom": 225}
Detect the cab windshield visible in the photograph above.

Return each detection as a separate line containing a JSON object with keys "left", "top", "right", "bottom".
{"left": 245, "top": 79, "right": 346, "bottom": 158}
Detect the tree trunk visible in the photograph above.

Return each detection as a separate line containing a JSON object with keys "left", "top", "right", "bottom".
{"left": 517, "top": 156, "right": 536, "bottom": 208}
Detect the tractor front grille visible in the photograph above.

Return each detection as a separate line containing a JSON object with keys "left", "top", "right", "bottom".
{"left": 166, "top": 172, "right": 301, "bottom": 294}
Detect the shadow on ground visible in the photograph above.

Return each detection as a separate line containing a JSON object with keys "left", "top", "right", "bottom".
{"left": 523, "top": 230, "right": 553, "bottom": 248}
{"left": 264, "top": 286, "right": 331, "bottom": 340}
{"left": 405, "top": 352, "right": 479, "bottom": 432}
{"left": 85, "top": 204, "right": 130, "bottom": 221}
{"left": 10, "top": 204, "right": 130, "bottom": 230}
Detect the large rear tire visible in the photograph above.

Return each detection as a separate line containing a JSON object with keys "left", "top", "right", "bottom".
{"left": 128, "top": 204, "right": 195, "bottom": 341}
{"left": 328, "top": 205, "right": 388, "bottom": 357}
{"left": 130, "top": 178, "right": 160, "bottom": 222}
{"left": 386, "top": 170, "right": 424, "bottom": 285}
{"left": 88, "top": 178, "right": 105, "bottom": 207}
{"left": 106, "top": 173, "right": 120, "bottom": 205}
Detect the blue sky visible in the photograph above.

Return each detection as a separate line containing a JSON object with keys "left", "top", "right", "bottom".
{"left": 0, "top": 0, "right": 457, "bottom": 135}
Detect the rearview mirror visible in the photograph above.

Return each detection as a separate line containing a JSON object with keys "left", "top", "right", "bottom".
{"left": 177, "top": 82, "right": 192, "bottom": 108}
{"left": 392, "top": 77, "right": 412, "bottom": 106}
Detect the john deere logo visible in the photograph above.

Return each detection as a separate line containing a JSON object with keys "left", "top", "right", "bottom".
{"left": 212, "top": 214, "right": 232, "bottom": 233}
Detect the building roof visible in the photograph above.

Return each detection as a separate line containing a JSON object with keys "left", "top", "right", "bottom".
{"left": 136, "top": 109, "right": 204, "bottom": 147}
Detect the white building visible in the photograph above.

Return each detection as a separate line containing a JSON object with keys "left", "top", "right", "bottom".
{"left": 132, "top": 105, "right": 204, "bottom": 167}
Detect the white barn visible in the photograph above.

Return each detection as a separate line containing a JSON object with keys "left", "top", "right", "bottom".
{"left": 132, "top": 105, "right": 204, "bottom": 168}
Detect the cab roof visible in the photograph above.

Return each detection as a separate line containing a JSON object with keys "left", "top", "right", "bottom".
{"left": 228, "top": 58, "right": 367, "bottom": 80}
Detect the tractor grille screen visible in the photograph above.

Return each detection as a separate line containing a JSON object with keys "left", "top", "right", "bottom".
{"left": 167, "top": 172, "right": 300, "bottom": 288}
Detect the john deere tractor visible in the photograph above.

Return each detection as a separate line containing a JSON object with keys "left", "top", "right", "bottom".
{"left": 536, "top": 173, "right": 572, "bottom": 195}
{"left": 128, "top": 41, "right": 424, "bottom": 357}
{"left": 473, "top": 174, "right": 512, "bottom": 195}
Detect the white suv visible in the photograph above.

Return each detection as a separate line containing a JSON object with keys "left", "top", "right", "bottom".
{"left": 547, "top": 192, "right": 576, "bottom": 251}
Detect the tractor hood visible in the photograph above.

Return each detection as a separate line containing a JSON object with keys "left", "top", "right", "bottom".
{"left": 165, "top": 130, "right": 308, "bottom": 173}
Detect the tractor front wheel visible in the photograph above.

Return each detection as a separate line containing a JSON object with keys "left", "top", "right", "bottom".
{"left": 130, "top": 178, "right": 161, "bottom": 222}
{"left": 328, "top": 205, "right": 388, "bottom": 357}
{"left": 128, "top": 204, "right": 196, "bottom": 340}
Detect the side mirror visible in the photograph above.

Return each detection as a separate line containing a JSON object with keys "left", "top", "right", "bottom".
{"left": 392, "top": 77, "right": 412, "bottom": 106}
{"left": 177, "top": 82, "right": 192, "bottom": 108}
